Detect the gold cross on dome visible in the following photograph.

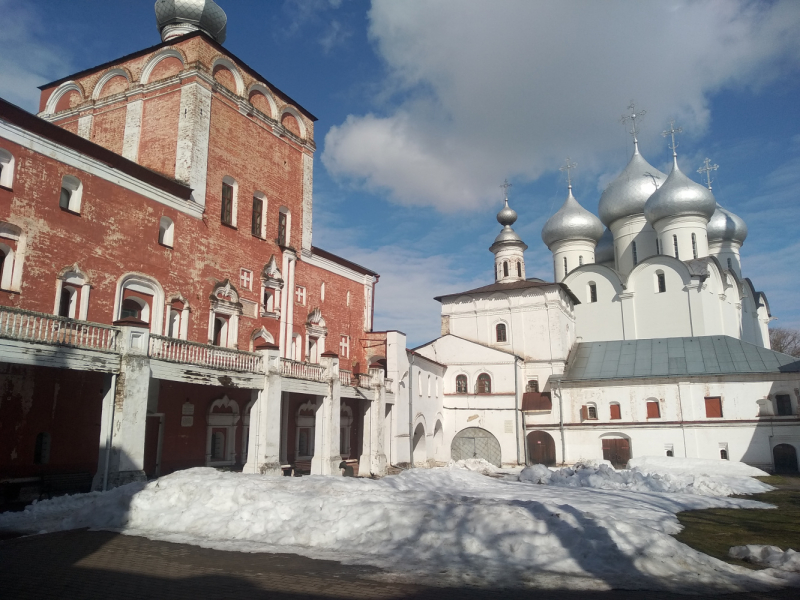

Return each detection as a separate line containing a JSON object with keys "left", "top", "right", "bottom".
{"left": 559, "top": 158, "right": 577, "bottom": 188}
{"left": 697, "top": 158, "right": 719, "bottom": 190}
{"left": 662, "top": 120, "right": 683, "bottom": 156}
{"left": 620, "top": 101, "right": 646, "bottom": 143}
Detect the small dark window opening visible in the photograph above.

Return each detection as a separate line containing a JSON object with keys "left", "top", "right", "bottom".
{"left": 517, "top": 262, "right": 522, "bottom": 277}
{"left": 632, "top": 241, "right": 638, "bottom": 266}
{"left": 656, "top": 238, "right": 660, "bottom": 254}
{"left": 34, "top": 432, "right": 51, "bottom": 465}
{"left": 211, "top": 431, "right": 225, "bottom": 460}
{"left": 720, "top": 449, "right": 728, "bottom": 460}
{"left": 673, "top": 234, "right": 679, "bottom": 259}
{"left": 727, "top": 258, "right": 733, "bottom": 270}
{"left": 503, "top": 261, "right": 509, "bottom": 277}
{"left": 666, "top": 449, "right": 674, "bottom": 457}
{"left": 590, "top": 283, "right": 597, "bottom": 303}
{"left": 563, "top": 256, "right": 567, "bottom": 276}
{"left": 120, "top": 298, "right": 142, "bottom": 320}
{"left": 456, "top": 375, "right": 468, "bottom": 394}
{"left": 221, "top": 182, "right": 233, "bottom": 225}
{"left": 252, "top": 196, "right": 263, "bottom": 237}
{"left": 59, "top": 187, "right": 71, "bottom": 210}
{"left": 579, "top": 255, "right": 583, "bottom": 266}
{"left": 657, "top": 273, "right": 666, "bottom": 293}
{"left": 587, "top": 405, "right": 598, "bottom": 419}
{"left": 476, "top": 373, "right": 491, "bottom": 394}
{"left": 691, "top": 233, "right": 698, "bottom": 259}
{"left": 278, "top": 212, "right": 288, "bottom": 246}
{"left": 213, "top": 317, "right": 226, "bottom": 346}
{"left": 496, "top": 323, "right": 507, "bottom": 342}
{"left": 58, "top": 286, "right": 75, "bottom": 318}
{"left": 776, "top": 394, "right": 793, "bottom": 416}
{"left": 526, "top": 380, "right": 539, "bottom": 393}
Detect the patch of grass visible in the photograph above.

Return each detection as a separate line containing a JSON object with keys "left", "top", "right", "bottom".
{"left": 675, "top": 486, "right": 800, "bottom": 569}
{"left": 755, "top": 475, "right": 800, "bottom": 486}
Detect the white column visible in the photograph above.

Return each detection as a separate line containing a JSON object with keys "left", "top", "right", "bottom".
{"left": 311, "top": 352, "right": 342, "bottom": 475}
{"left": 359, "top": 367, "right": 387, "bottom": 476}
{"left": 302, "top": 153, "right": 313, "bottom": 255}
{"left": 243, "top": 346, "right": 283, "bottom": 475}
{"left": 92, "top": 373, "right": 117, "bottom": 491}
{"left": 175, "top": 83, "right": 212, "bottom": 205}
{"left": 279, "top": 254, "right": 290, "bottom": 355}
{"left": 122, "top": 99, "right": 143, "bottom": 162}
{"left": 285, "top": 255, "right": 297, "bottom": 359}
{"left": 77, "top": 114, "right": 93, "bottom": 140}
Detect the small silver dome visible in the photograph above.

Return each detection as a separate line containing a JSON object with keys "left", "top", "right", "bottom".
{"left": 541, "top": 188, "right": 604, "bottom": 248}
{"left": 598, "top": 147, "right": 666, "bottom": 226}
{"left": 497, "top": 199, "right": 518, "bottom": 227}
{"left": 707, "top": 203, "right": 748, "bottom": 244}
{"left": 155, "top": 0, "right": 227, "bottom": 43}
{"left": 595, "top": 228, "right": 615, "bottom": 264}
{"left": 644, "top": 159, "right": 716, "bottom": 225}
{"left": 492, "top": 225, "right": 524, "bottom": 246}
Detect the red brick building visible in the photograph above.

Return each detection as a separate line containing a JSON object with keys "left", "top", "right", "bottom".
{"left": 0, "top": 0, "right": 393, "bottom": 499}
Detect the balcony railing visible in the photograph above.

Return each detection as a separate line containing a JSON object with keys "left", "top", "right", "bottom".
{"left": 149, "top": 334, "right": 264, "bottom": 373}
{"left": 280, "top": 358, "right": 326, "bottom": 382}
{"left": 0, "top": 306, "right": 118, "bottom": 352}
{"left": 357, "top": 373, "right": 372, "bottom": 389}
{"left": 339, "top": 369, "right": 355, "bottom": 387}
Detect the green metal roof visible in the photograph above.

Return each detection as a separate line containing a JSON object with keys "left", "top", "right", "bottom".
{"left": 562, "top": 336, "right": 800, "bottom": 381}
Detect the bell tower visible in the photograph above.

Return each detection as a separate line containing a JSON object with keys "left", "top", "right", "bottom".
{"left": 489, "top": 181, "right": 527, "bottom": 283}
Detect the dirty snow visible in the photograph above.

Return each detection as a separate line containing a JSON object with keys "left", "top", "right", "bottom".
{"left": 730, "top": 546, "right": 800, "bottom": 572}
{"left": 628, "top": 457, "right": 770, "bottom": 478}
{"left": 0, "top": 463, "right": 796, "bottom": 592}
{"left": 518, "top": 461, "right": 773, "bottom": 497}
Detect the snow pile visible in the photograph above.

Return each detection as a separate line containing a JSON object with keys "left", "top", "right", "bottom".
{"left": 519, "top": 459, "right": 772, "bottom": 497}
{"left": 629, "top": 456, "right": 770, "bottom": 478}
{"left": 730, "top": 546, "right": 800, "bottom": 572}
{"left": 447, "top": 458, "right": 499, "bottom": 475}
{"left": 0, "top": 467, "right": 795, "bottom": 592}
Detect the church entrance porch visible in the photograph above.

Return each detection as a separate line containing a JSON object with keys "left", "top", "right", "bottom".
{"left": 527, "top": 430, "right": 556, "bottom": 466}
{"left": 450, "top": 427, "right": 502, "bottom": 467}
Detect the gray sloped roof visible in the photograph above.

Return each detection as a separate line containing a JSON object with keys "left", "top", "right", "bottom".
{"left": 562, "top": 336, "right": 800, "bottom": 382}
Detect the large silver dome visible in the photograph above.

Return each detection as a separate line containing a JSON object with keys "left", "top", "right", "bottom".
{"left": 595, "top": 228, "right": 615, "bottom": 264}
{"left": 155, "top": 0, "right": 227, "bottom": 43}
{"left": 707, "top": 203, "right": 748, "bottom": 244}
{"left": 598, "top": 148, "right": 666, "bottom": 227}
{"left": 644, "top": 159, "right": 716, "bottom": 225}
{"left": 541, "top": 189, "right": 604, "bottom": 248}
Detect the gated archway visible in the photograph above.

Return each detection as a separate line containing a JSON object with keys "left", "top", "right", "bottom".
{"left": 527, "top": 431, "right": 556, "bottom": 466}
{"left": 773, "top": 444, "right": 798, "bottom": 473}
{"left": 601, "top": 436, "right": 631, "bottom": 468}
{"left": 412, "top": 422, "right": 426, "bottom": 465}
{"left": 450, "top": 427, "right": 501, "bottom": 467}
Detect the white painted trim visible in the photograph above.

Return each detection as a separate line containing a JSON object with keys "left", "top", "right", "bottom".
{"left": 140, "top": 49, "right": 186, "bottom": 85}
{"left": 91, "top": 68, "right": 130, "bottom": 100}
{"left": 279, "top": 105, "right": 307, "bottom": 139}
{"left": 44, "top": 81, "right": 84, "bottom": 115}
{"left": 0, "top": 119, "right": 203, "bottom": 219}
{"left": 211, "top": 57, "right": 245, "bottom": 96}
{"left": 246, "top": 83, "right": 277, "bottom": 120}
{"left": 303, "top": 251, "right": 374, "bottom": 285}
{"left": 113, "top": 272, "right": 165, "bottom": 334}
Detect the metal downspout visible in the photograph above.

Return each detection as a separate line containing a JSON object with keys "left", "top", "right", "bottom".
{"left": 515, "top": 357, "right": 524, "bottom": 465}
{"left": 408, "top": 355, "right": 414, "bottom": 468}
{"left": 558, "top": 379, "right": 566, "bottom": 466}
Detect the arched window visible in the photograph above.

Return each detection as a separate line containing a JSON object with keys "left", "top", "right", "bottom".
{"left": 0, "top": 224, "right": 23, "bottom": 293}
{"left": 517, "top": 262, "right": 522, "bottom": 277}
{"left": 587, "top": 404, "right": 598, "bottom": 420}
{"left": 221, "top": 176, "right": 237, "bottom": 226}
{"left": 158, "top": 216, "right": 174, "bottom": 247}
{"left": 673, "top": 234, "right": 679, "bottom": 259}
{"left": 456, "top": 374, "right": 468, "bottom": 394}
{"left": 0, "top": 148, "right": 15, "bottom": 189}
{"left": 656, "top": 270, "right": 666, "bottom": 293}
{"left": 278, "top": 207, "right": 290, "bottom": 246}
{"left": 321, "top": 282, "right": 326, "bottom": 302}
{"left": 167, "top": 308, "right": 181, "bottom": 337}
{"left": 503, "top": 261, "right": 509, "bottom": 277}
{"left": 117, "top": 275, "right": 163, "bottom": 331}
{"left": 691, "top": 233, "right": 698, "bottom": 259}
{"left": 646, "top": 399, "right": 661, "bottom": 418}
{"left": 609, "top": 403, "right": 621, "bottom": 419}
{"left": 720, "top": 448, "right": 728, "bottom": 460}
{"left": 589, "top": 282, "right": 597, "bottom": 303}
{"left": 59, "top": 175, "right": 83, "bottom": 213}
{"left": 427, "top": 374, "right": 431, "bottom": 397}
{"left": 476, "top": 373, "right": 491, "bottom": 394}
{"left": 121, "top": 297, "right": 146, "bottom": 320}
{"left": 632, "top": 241, "right": 638, "bottom": 266}
{"left": 496, "top": 323, "right": 507, "bottom": 343}
{"left": 252, "top": 192, "right": 266, "bottom": 238}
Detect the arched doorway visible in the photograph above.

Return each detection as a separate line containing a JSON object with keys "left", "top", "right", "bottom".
{"left": 527, "top": 431, "right": 556, "bottom": 466}
{"left": 601, "top": 436, "right": 630, "bottom": 469}
{"left": 412, "top": 423, "right": 426, "bottom": 465}
{"left": 450, "top": 427, "right": 501, "bottom": 467}
{"left": 773, "top": 444, "right": 799, "bottom": 473}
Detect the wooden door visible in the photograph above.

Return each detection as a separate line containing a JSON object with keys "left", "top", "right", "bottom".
{"left": 528, "top": 431, "right": 556, "bottom": 466}
{"left": 602, "top": 438, "right": 630, "bottom": 468}
{"left": 774, "top": 444, "right": 798, "bottom": 473}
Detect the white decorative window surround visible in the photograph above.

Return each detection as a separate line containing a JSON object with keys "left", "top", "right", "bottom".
{"left": 0, "top": 148, "right": 15, "bottom": 189}
{"left": 207, "top": 279, "right": 242, "bottom": 349}
{"left": 306, "top": 308, "right": 327, "bottom": 363}
{"left": 54, "top": 264, "right": 91, "bottom": 320}
{"left": 158, "top": 216, "right": 174, "bottom": 247}
{"left": 114, "top": 273, "right": 164, "bottom": 333}
{"left": 296, "top": 400, "right": 317, "bottom": 459}
{"left": 163, "top": 293, "right": 190, "bottom": 340}
{"left": 252, "top": 191, "right": 267, "bottom": 238}
{"left": 59, "top": 175, "right": 83, "bottom": 213}
{"left": 0, "top": 222, "right": 24, "bottom": 292}
{"left": 250, "top": 326, "right": 275, "bottom": 351}
{"left": 206, "top": 396, "right": 240, "bottom": 467}
{"left": 260, "top": 255, "right": 283, "bottom": 318}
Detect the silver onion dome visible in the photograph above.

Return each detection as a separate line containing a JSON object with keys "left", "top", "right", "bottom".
{"left": 595, "top": 228, "right": 615, "bottom": 264}
{"left": 644, "top": 159, "right": 716, "bottom": 225}
{"left": 155, "top": 0, "right": 227, "bottom": 43}
{"left": 598, "top": 148, "right": 666, "bottom": 227}
{"left": 497, "top": 198, "right": 518, "bottom": 227}
{"left": 541, "top": 188, "right": 604, "bottom": 249}
{"left": 707, "top": 203, "right": 748, "bottom": 244}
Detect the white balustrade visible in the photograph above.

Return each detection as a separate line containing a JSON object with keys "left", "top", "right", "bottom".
{"left": 149, "top": 334, "right": 264, "bottom": 373}
{"left": 357, "top": 373, "right": 372, "bottom": 389}
{"left": 0, "top": 306, "right": 118, "bottom": 352}
{"left": 280, "top": 358, "right": 326, "bottom": 382}
{"left": 339, "top": 369, "right": 354, "bottom": 387}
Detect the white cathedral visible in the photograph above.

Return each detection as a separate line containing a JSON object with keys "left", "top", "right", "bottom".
{"left": 382, "top": 116, "right": 800, "bottom": 474}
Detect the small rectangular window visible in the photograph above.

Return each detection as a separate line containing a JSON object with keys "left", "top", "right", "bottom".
{"left": 589, "top": 283, "right": 597, "bottom": 303}
{"left": 657, "top": 273, "right": 666, "bottom": 293}
{"left": 776, "top": 394, "right": 793, "bottom": 416}
{"left": 705, "top": 396, "right": 723, "bottom": 418}
{"left": 278, "top": 212, "right": 288, "bottom": 246}
{"left": 632, "top": 241, "right": 638, "bottom": 266}
{"left": 646, "top": 401, "right": 661, "bottom": 418}
{"left": 221, "top": 183, "right": 233, "bottom": 225}
{"left": 587, "top": 405, "right": 598, "bottom": 419}
{"left": 252, "top": 196, "right": 263, "bottom": 237}
{"left": 59, "top": 187, "right": 71, "bottom": 209}
{"left": 673, "top": 234, "right": 679, "bottom": 259}
{"left": 609, "top": 404, "right": 621, "bottom": 420}
{"left": 691, "top": 233, "right": 698, "bottom": 259}
{"left": 526, "top": 380, "right": 539, "bottom": 393}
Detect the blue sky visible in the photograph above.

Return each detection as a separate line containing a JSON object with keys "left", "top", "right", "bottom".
{"left": 2, "top": 0, "right": 799, "bottom": 346}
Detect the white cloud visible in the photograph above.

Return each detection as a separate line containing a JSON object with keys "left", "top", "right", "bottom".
{"left": 322, "top": 0, "right": 800, "bottom": 211}
{"left": 0, "top": 0, "right": 72, "bottom": 111}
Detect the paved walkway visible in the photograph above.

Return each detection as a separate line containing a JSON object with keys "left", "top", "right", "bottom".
{"left": 1, "top": 528, "right": 798, "bottom": 599}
